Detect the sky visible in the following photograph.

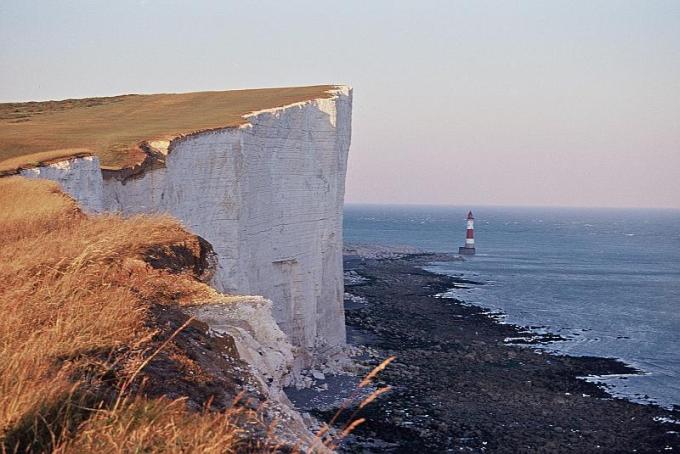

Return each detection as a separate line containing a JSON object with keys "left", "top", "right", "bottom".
{"left": 1, "top": 0, "right": 679, "bottom": 209}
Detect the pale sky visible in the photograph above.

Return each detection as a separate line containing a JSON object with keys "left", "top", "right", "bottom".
{"left": 1, "top": 0, "right": 679, "bottom": 209}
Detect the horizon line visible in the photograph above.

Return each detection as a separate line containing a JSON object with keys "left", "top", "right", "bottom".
{"left": 343, "top": 201, "right": 680, "bottom": 212}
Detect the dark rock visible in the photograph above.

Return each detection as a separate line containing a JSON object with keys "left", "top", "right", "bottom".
{"left": 321, "top": 253, "right": 680, "bottom": 453}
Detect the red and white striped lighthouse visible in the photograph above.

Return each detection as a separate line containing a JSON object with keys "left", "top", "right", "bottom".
{"left": 458, "top": 210, "right": 476, "bottom": 255}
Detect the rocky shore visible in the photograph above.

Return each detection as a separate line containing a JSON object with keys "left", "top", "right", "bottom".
{"left": 308, "top": 252, "right": 680, "bottom": 452}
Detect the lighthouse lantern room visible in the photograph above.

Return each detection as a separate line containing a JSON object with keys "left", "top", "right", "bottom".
{"left": 458, "top": 210, "right": 476, "bottom": 255}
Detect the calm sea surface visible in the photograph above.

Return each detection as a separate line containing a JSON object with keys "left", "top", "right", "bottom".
{"left": 343, "top": 204, "right": 680, "bottom": 409}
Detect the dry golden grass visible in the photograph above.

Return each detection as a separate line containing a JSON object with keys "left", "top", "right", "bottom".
{"left": 0, "top": 177, "right": 265, "bottom": 452}
{"left": 0, "top": 177, "right": 82, "bottom": 239}
{"left": 0, "top": 85, "right": 337, "bottom": 171}
{"left": 54, "top": 398, "right": 261, "bottom": 453}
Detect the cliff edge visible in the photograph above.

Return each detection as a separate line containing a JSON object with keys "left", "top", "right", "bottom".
{"left": 1, "top": 85, "right": 353, "bottom": 368}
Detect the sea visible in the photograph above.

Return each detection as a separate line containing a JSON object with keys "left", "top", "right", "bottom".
{"left": 343, "top": 204, "right": 680, "bottom": 409}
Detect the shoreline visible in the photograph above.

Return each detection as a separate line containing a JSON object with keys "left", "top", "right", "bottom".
{"left": 424, "top": 261, "right": 679, "bottom": 412}
{"left": 290, "top": 251, "right": 680, "bottom": 452}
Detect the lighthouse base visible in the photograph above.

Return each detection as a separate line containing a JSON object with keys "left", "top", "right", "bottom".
{"left": 459, "top": 246, "right": 476, "bottom": 256}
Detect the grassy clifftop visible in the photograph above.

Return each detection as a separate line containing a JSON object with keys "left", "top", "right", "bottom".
{"left": 0, "top": 85, "right": 337, "bottom": 172}
{"left": 0, "top": 177, "right": 290, "bottom": 452}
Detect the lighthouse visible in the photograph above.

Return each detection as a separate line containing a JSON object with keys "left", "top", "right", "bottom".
{"left": 458, "top": 210, "right": 476, "bottom": 255}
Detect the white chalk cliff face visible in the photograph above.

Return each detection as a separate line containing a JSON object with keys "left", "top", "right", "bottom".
{"left": 19, "top": 87, "right": 352, "bottom": 366}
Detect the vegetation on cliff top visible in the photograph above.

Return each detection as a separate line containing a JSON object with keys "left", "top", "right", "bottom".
{"left": 0, "top": 85, "right": 337, "bottom": 173}
{"left": 0, "top": 177, "right": 289, "bottom": 452}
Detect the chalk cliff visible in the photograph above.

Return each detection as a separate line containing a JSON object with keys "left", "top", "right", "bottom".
{"left": 20, "top": 155, "right": 104, "bottom": 212}
{"left": 18, "top": 86, "right": 352, "bottom": 369}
